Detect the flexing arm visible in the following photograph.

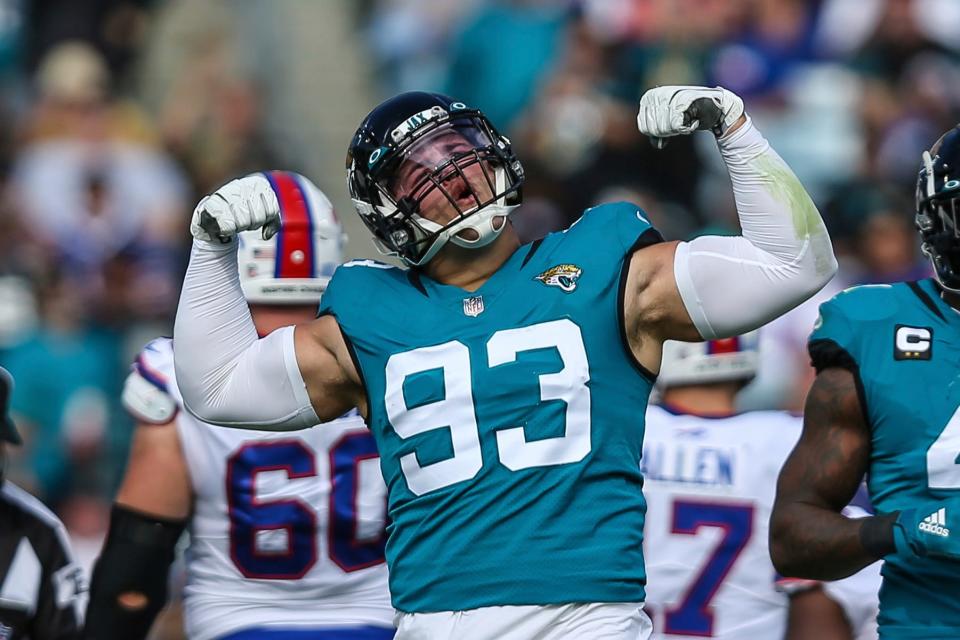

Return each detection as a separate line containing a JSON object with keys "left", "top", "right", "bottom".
{"left": 769, "top": 368, "right": 885, "bottom": 579}
{"left": 173, "top": 176, "right": 363, "bottom": 429}
{"left": 628, "top": 87, "right": 837, "bottom": 365}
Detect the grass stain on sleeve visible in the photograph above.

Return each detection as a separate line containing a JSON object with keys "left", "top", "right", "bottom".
{"left": 753, "top": 154, "right": 834, "bottom": 276}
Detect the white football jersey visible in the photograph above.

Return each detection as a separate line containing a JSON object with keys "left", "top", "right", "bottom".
{"left": 123, "top": 338, "right": 393, "bottom": 640}
{"left": 642, "top": 405, "right": 801, "bottom": 639}
{"left": 642, "top": 405, "right": 880, "bottom": 640}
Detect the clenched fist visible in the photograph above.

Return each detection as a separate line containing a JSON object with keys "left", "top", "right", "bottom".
{"left": 191, "top": 174, "right": 282, "bottom": 243}
{"left": 637, "top": 86, "right": 744, "bottom": 144}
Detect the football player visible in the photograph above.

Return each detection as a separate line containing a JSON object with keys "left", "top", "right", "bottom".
{"left": 770, "top": 126, "right": 960, "bottom": 637}
{"left": 642, "top": 336, "right": 879, "bottom": 640}
{"left": 172, "top": 86, "right": 838, "bottom": 638}
{"left": 83, "top": 172, "right": 393, "bottom": 640}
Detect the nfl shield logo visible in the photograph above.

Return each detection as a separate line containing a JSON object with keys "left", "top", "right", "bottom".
{"left": 463, "top": 296, "right": 484, "bottom": 317}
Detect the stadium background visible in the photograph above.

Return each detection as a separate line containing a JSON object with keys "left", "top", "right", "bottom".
{"left": 0, "top": 0, "right": 957, "bottom": 636}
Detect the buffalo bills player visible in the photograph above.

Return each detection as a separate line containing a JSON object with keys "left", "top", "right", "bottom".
{"left": 83, "top": 173, "right": 393, "bottom": 640}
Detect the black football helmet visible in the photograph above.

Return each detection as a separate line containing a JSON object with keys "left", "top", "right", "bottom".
{"left": 917, "top": 125, "right": 960, "bottom": 291}
{"left": 346, "top": 92, "right": 524, "bottom": 266}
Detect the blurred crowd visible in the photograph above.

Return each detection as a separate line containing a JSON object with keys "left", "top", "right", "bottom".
{"left": 1, "top": 0, "right": 958, "bottom": 585}
{"left": 366, "top": 0, "right": 960, "bottom": 409}
{"left": 0, "top": 0, "right": 285, "bottom": 572}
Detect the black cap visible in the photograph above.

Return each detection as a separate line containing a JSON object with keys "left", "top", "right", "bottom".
{"left": 0, "top": 367, "right": 21, "bottom": 445}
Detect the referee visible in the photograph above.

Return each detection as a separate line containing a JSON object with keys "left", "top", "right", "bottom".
{"left": 0, "top": 366, "right": 84, "bottom": 639}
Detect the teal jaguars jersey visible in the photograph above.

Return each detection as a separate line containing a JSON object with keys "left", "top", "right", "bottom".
{"left": 319, "top": 202, "right": 662, "bottom": 613}
{"left": 809, "top": 278, "right": 960, "bottom": 638}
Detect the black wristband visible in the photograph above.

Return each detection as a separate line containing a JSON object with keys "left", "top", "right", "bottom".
{"left": 106, "top": 504, "right": 185, "bottom": 549}
{"left": 859, "top": 512, "right": 898, "bottom": 559}
{"left": 83, "top": 506, "right": 187, "bottom": 640}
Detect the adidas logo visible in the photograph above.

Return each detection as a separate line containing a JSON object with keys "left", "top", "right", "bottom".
{"left": 919, "top": 507, "right": 950, "bottom": 537}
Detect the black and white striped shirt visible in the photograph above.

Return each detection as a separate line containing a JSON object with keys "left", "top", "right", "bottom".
{"left": 0, "top": 482, "right": 83, "bottom": 639}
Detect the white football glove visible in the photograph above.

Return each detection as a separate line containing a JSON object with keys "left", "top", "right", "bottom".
{"left": 637, "top": 86, "right": 744, "bottom": 146}
{"left": 190, "top": 174, "right": 281, "bottom": 243}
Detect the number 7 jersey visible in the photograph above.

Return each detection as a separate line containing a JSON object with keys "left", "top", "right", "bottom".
{"left": 642, "top": 406, "right": 802, "bottom": 639}
{"left": 123, "top": 338, "right": 393, "bottom": 640}
{"left": 319, "top": 201, "right": 663, "bottom": 613}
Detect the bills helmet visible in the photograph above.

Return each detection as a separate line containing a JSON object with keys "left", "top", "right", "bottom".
{"left": 238, "top": 171, "right": 344, "bottom": 305}
{"left": 917, "top": 125, "right": 960, "bottom": 292}
{"left": 346, "top": 91, "right": 524, "bottom": 266}
{"left": 657, "top": 332, "right": 760, "bottom": 388}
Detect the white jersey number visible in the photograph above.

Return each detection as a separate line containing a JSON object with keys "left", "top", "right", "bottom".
{"left": 927, "top": 403, "right": 960, "bottom": 489}
{"left": 384, "top": 318, "right": 592, "bottom": 495}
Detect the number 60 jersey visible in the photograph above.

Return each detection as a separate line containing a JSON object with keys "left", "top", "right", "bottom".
{"left": 123, "top": 338, "right": 393, "bottom": 640}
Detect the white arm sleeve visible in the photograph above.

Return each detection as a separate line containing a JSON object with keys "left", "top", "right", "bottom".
{"left": 173, "top": 240, "right": 319, "bottom": 430}
{"left": 673, "top": 117, "right": 838, "bottom": 339}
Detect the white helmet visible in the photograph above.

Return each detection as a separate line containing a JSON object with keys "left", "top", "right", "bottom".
{"left": 657, "top": 332, "right": 760, "bottom": 388}
{"left": 238, "top": 170, "right": 345, "bottom": 305}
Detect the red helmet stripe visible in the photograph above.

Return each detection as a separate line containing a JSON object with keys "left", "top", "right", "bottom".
{"left": 707, "top": 337, "right": 741, "bottom": 355}
{"left": 264, "top": 170, "right": 313, "bottom": 279}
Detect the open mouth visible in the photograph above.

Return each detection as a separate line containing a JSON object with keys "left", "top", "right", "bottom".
{"left": 452, "top": 185, "right": 479, "bottom": 212}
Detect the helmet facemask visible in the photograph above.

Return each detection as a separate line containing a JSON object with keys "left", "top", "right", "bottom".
{"left": 917, "top": 148, "right": 960, "bottom": 292}
{"left": 350, "top": 105, "right": 523, "bottom": 266}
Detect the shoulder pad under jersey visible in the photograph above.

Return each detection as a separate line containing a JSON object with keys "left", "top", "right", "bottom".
{"left": 567, "top": 201, "right": 662, "bottom": 253}
{"left": 122, "top": 338, "right": 179, "bottom": 424}
{"left": 808, "top": 284, "right": 898, "bottom": 372}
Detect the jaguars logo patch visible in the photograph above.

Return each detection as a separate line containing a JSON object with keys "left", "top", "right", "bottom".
{"left": 535, "top": 264, "right": 582, "bottom": 293}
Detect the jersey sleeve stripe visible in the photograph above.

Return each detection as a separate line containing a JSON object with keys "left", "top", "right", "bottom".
{"left": 617, "top": 227, "right": 665, "bottom": 383}
{"left": 807, "top": 338, "right": 870, "bottom": 426}
{"left": 319, "top": 310, "right": 373, "bottom": 417}
{"left": 135, "top": 354, "right": 169, "bottom": 392}
{"left": 907, "top": 280, "right": 947, "bottom": 322}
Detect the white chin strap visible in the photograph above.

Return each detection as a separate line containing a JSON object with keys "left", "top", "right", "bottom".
{"left": 449, "top": 205, "right": 511, "bottom": 249}
{"left": 409, "top": 167, "right": 518, "bottom": 266}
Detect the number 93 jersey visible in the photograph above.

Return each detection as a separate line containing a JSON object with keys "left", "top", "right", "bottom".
{"left": 124, "top": 338, "right": 393, "bottom": 640}
{"left": 809, "top": 278, "right": 960, "bottom": 636}
{"left": 319, "top": 202, "right": 663, "bottom": 613}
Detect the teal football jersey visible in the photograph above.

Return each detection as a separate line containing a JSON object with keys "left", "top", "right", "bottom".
{"left": 809, "top": 278, "right": 960, "bottom": 638}
{"left": 319, "top": 202, "right": 661, "bottom": 613}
